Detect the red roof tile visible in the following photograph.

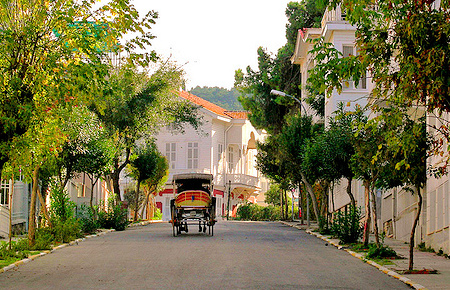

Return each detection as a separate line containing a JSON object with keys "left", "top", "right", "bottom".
{"left": 224, "top": 111, "right": 248, "bottom": 119}
{"left": 178, "top": 90, "right": 248, "bottom": 120}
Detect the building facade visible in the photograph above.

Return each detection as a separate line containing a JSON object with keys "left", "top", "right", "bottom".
{"left": 153, "top": 91, "right": 268, "bottom": 221}
{"left": 291, "top": 6, "right": 449, "bottom": 254}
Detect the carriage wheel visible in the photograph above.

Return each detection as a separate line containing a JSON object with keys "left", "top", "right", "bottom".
{"left": 172, "top": 223, "right": 178, "bottom": 237}
{"left": 209, "top": 222, "right": 214, "bottom": 236}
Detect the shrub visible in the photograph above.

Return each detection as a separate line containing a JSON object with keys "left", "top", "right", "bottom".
{"left": 366, "top": 243, "right": 397, "bottom": 259}
{"left": 330, "top": 205, "right": 363, "bottom": 244}
{"left": 236, "top": 203, "right": 283, "bottom": 221}
{"left": 152, "top": 207, "right": 162, "bottom": 220}
{"left": 33, "top": 227, "right": 54, "bottom": 250}
{"left": 53, "top": 219, "right": 81, "bottom": 243}
{"left": 77, "top": 205, "right": 99, "bottom": 234}
{"left": 98, "top": 196, "right": 129, "bottom": 231}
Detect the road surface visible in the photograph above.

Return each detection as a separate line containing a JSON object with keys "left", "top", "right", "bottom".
{"left": 0, "top": 221, "right": 410, "bottom": 289}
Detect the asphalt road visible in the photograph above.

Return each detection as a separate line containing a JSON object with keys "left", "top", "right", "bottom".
{"left": 0, "top": 221, "right": 410, "bottom": 289}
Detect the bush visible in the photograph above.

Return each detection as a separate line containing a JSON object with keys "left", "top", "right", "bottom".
{"left": 33, "top": 227, "right": 54, "bottom": 250}
{"left": 77, "top": 205, "right": 99, "bottom": 234}
{"left": 0, "top": 241, "right": 28, "bottom": 260}
{"left": 152, "top": 207, "right": 162, "bottom": 220}
{"left": 236, "top": 203, "right": 283, "bottom": 221}
{"left": 366, "top": 243, "right": 397, "bottom": 259}
{"left": 53, "top": 219, "right": 81, "bottom": 243}
{"left": 98, "top": 197, "right": 129, "bottom": 231}
{"left": 330, "top": 205, "right": 363, "bottom": 244}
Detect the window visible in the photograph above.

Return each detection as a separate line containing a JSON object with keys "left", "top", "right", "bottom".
{"left": 187, "top": 142, "right": 198, "bottom": 169}
{"left": 342, "top": 45, "right": 367, "bottom": 90}
{"left": 0, "top": 180, "right": 10, "bottom": 206}
{"left": 165, "top": 143, "right": 176, "bottom": 169}
{"left": 218, "top": 143, "right": 223, "bottom": 162}
{"left": 228, "top": 146, "right": 234, "bottom": 173}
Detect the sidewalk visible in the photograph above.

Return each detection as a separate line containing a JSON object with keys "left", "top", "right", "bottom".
{"left": 281, "top": 221, "right": 450, "bottom": 290}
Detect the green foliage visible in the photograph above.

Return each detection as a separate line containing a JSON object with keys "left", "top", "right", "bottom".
{"left": 76, "top": 204, "right": 99, "bottom": 234}
{"left": 33, "top": 227, "right": 54, "bottom": 250}
{"left": 0, "top": 0, "right": 158, "bottom": 174}
{"left": 189, "top": 86, "right": 243, "bottom": 110}
{"left": 264, "top": 183, "right": 291, "bottom": 206}
{"left": 52, "top": 219, "right": 81, "bottom": 243}
{"left": 97, "top": 195, "right": 129, "bottom": 231}
{"left": 366, "top": 244, "right": 397, "bottom": 259}
{"left": 152, "top": 207, "right": 162, "bottom": 220}
{"left": 49, "top": 187, "right": 76, "bottom": 223}
{"left": 236, "top": 203, "right": 282, "bottom": 221}
{"left": 0, "top": 240, "right": 28, "bottom": 261}
{"left": 330, "top": 205, "right": 363, "bottom": 244}
{"left": 236, "top": 203, "right": 298, "bottom": 221}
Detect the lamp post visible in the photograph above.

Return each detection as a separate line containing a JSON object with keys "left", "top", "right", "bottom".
{"left": 226, "top": 180, "right": 231, "bottom": 220}
{"left": 270, "top": 89, "right": 307, "bottom": 113}
{"left": 270, "top": 89, "right": 309, "bottom": 225}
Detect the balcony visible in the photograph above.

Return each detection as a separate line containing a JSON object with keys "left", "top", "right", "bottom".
{"left": 321, "top": 6, "right": 346, "bottom": 28}
{"left": 227, "top": 174, "right": 259, "bottom": 189}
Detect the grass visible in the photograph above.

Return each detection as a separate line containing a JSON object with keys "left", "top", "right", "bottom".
{"left": 0, "top": 256, "right": 21, "bottom": 268}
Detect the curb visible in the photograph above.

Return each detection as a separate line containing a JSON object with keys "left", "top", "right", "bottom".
{"left": 0, "top": 220, "right": 163, "bottom": 275}
{"left": 127, "top": 219, "right": 164, "bottom": 228}
{"left": 280, "top": 221, "right": 428, "bottom": 290}
{"left": 0, "top": 229, "right": 115, "bottom": 275}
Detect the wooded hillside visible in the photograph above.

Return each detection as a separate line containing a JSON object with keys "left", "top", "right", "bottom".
{"left": 189, "top": 86, "right": 244, "bottom": 111}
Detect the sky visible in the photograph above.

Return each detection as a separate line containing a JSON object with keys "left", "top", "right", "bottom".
{"left": 133, "top": 0, "right": 295, "bottom": 90}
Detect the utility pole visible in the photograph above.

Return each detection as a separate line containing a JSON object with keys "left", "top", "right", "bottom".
{"left": 226, "top": 180, "right": 231, "bottom": 220}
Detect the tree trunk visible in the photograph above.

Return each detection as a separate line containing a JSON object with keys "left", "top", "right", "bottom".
{"left": 299, "top": 183, "right": 304, "bottom": 224}
{"left": 140, "top": 192, "right": 149, "bottom": 220}
{"left": 284, "top": 189, "right": 288, "bottom": 220}
{"left": 37, "top": 186, "right": 51, "bottom": 228}
{"left": 28, "top": 165, "right": 40, "bottom": 246}
{"left": 112, "top": 147, "right": 131, "bottom": 203}
{"left": 280, "top": 188, "right": 284, "bottom": 220}
{"left": 89, "top": 175, "right": 99, "bottom": 217}
{"left": 409, "top": 186, "right": 423, "bottom": 271}
{"left": 346, "top": 177, "right": 356, "bottom": 208}
{"left": 370, "top": 186, "right": 380, "bottom": 246}
{"left": 300, "top": 172, "right": 320, "bottom": 225}
{"left": 133, "top": 179, "right": 141, "bottom": 222}
{"left": 363, "top": 179, "right": 371, "bottom": 247}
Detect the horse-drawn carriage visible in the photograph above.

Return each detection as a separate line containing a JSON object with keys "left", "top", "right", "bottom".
{"left": 170, "top": 173, "right": 216, "bottom": 236}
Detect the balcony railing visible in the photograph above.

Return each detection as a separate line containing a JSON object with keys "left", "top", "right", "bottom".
{"left": 227, "top": 174, "right": 259, "bottom": 188}
{"left": 321, "top": 6, "right": 346, "bottom": 28}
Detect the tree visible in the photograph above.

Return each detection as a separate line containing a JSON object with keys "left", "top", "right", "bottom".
{"left": 189, "top": 86, "right": 243, "bottom": 111}
{"left": 369, "top": 106, "right": 429, "bottom": 270}
{"left": 349, "top": 106, "right": 384, "bottom": 247}
{"left": 128, "top": 140, "right": 167, "bottom": 222}
{"left": 278, "top": 113, "right": 324, "bottom": 224}
{"left": 0, "top": 0, "right": 158, "bottom": 177}
{"left": 89, "top": 62, "right": 201, "bottom": 201}
{"left": 139, "top": 150, "right": 168, "bottom": 219}
{"left": 235, "top": 1, "right": 326, "bottom": 221}
{"left": 312, "top": 0, "right": 450, "bottom": 168}
{"left": 7, "top": 111, "right": 65, "bottom": 245}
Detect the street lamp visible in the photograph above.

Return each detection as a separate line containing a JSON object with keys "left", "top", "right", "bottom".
{"left": 270, "top": 89, "right": 307, "bottom": 113}
{"left": 269, "top": 89, "right": 310, "bottom": 226}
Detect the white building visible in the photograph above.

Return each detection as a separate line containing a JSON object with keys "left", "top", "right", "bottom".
{"left": 0, "top": 178, "right": 30, "bottom": 238}
{"left": 291, "top": 6, "right": 449, "bottom": 254}
{"left": 153, "top": 90, "right": 269, "bottom": 221}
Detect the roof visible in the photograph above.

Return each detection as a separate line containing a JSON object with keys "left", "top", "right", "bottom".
{"left": 178, "top": 90, "right": 248, "bottom": 120}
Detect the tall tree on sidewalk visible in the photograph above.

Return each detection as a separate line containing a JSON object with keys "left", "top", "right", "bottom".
{"left": 88, "top": 61, "right": 201, "bottom": 202}
{"left": 128, "top": 140, "right": 167, "bottom": 222}
{"left": 0, "top": 0, "right": 158, "bottom": 178}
